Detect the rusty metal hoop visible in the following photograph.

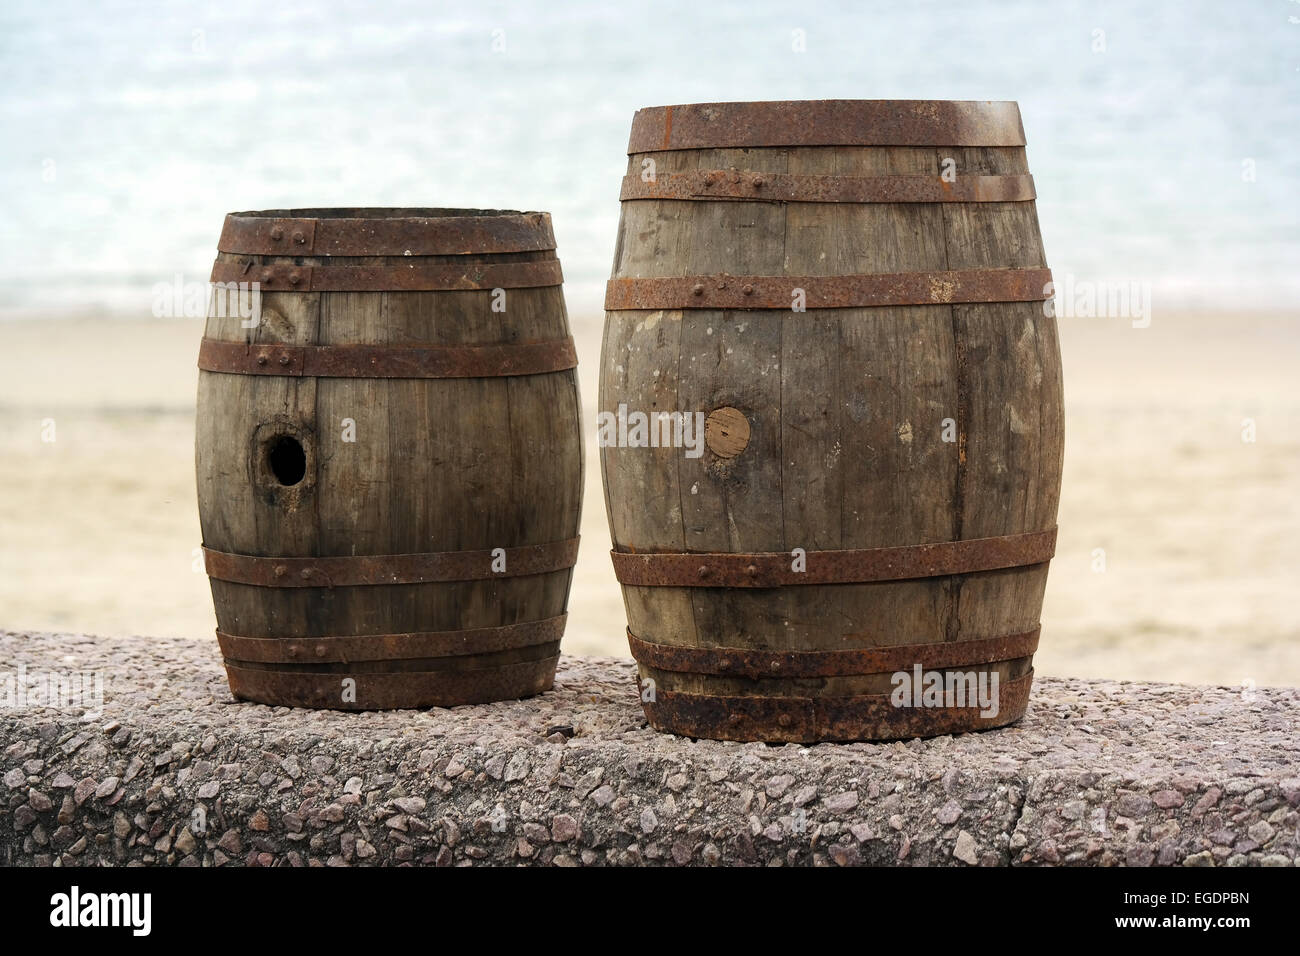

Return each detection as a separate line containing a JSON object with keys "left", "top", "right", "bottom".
{"left": 197, "top": 337, "right": 577, "bottom": 379}
{"left": 203, "top": 537, "right": 580, "bottom": 588}
{"left": 610, "top": 529, "right": 1056, "bottom": 588}
{"left": 620, "top": 171, "right": 1036, "bottom": 204}
{"left": 627, "top": 100, "right": 1027, "bottom": 152}
{"left": 603, "top": 268, "right": 1053, "bottom": 311}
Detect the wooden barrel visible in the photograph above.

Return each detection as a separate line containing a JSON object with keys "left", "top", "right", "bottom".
{"left": 599, "top": 101, "right": 1063, "bottom": 742}
{"left": 197, "top": 208, "right": 582, "bottom": 709}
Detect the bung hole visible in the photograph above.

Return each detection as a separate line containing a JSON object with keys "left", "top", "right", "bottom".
{"left": 266, "top": 435, "right": 306, "bottom": 486}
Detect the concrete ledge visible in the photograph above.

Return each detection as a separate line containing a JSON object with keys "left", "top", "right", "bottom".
{"left": 1, "top": 630, "right": 1297, "bottom": 867}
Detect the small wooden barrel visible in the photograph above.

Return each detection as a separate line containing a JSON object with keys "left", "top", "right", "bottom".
{"left": 600, "top": 101, "right": 1063, "bottom": 742}
{"left": 197, "top": 208, "right": 582, "bottom": 709}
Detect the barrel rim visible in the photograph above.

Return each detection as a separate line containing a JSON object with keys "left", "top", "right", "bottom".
{"left": 627, "top": 99, "right": 1026, "bottom": 152}
{"left": 218, "top": 209, "right": 557, "bottom": 256}
{"left": 225, "top": 207, "right": 549, "bottom": 220}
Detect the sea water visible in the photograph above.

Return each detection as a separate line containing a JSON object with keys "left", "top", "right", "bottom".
{"left": 0, "top": 0, "right": 1296, "bottom": 324}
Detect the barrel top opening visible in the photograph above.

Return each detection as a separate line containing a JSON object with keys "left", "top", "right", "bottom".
{"left": 227, "top": 207, "right": 547, "bottom": 221}
{"left": 218, "top": 209, "right": 557, "bottom": 257}
{"left": 627, "top": 99, "right": 1026, "bottom": 152}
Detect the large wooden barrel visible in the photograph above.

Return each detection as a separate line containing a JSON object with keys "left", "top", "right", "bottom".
{"left": 600, "top": 101, "right": 1063, "bottom": 742}
{"left": 197, "top": 208, "right": 582, "bottom": 709}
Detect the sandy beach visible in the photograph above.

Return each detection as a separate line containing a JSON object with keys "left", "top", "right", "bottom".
{"left": 1, "top": 311, "right": 1296, "bottom": 686}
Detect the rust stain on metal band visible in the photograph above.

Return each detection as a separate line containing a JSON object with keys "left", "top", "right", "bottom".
{"left": 638, "top": 670, "right": 1034, "bottom": 743}
{"left": 620, "top": 171, "right": 1036, "bottom": 204}
{"left": 627, "top": 100, "right": 1026, "bottom": 152}
{"left": 224, "top": 656, "right": 558, "bottom": 710}
{"left": 197, "top": 336, "right": 577, "bottom": 379}
{"left": 611, "top": 529, "right": 1055, "bottom": 587}
{"left": 218, "top": 210, "right": 556, "bottom": 256}
{"left": 604, "top": 268, "right": 1052, "bottom": 311}
{"left": 627, "top": 627, "right": 1040, "bottom": 679}
{"left": 203, "top": 537, "right": 580, "bottom": 587}
{"left": 210, "top": 258, "right": 562, "bottom": 292}
{"left": 218, "top": 615, "right": 568, "bottom": 664}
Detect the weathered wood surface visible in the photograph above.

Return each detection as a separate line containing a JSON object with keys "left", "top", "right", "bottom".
{"left": 197, "top": 210, "right": 583, "bottom": 709}
{"left": 600, "top": 104, "right": 1063, "bottom": 742}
